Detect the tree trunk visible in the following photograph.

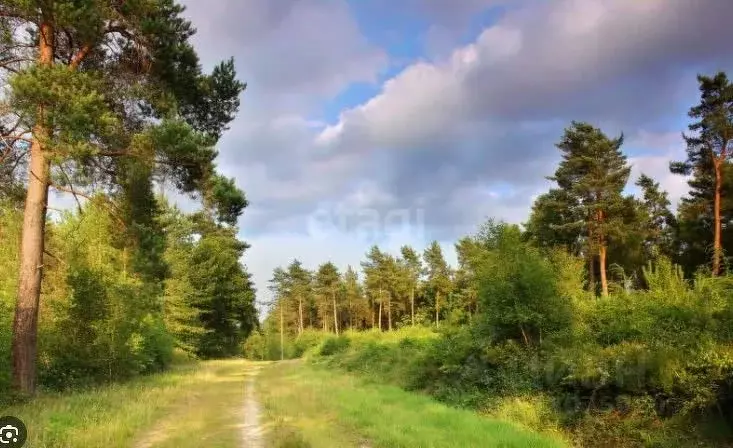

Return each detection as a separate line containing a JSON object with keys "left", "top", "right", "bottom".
{"left": 332, "top": 289, "right": 339, "bottom": 336}
{"left": 410, "top": 287, "right": 415, "bottom": 327}
{"left": 599, "top": 244, "right": 608, "bottom": 297}
{"left": 435, "top": 292, "right": 440, "bottom": 328}
{"left": 280, "top": 303, "right": 284, "bottom": 360}
{"left": 378, "top": 285, "right": 382, "bottom": 331}
{"left": 298, "top": 297, "right": 303, "bottom": 335}
{"left": 12, "top": 21, "right": 54, "bottom": 396}
{"left": 713, "top": 160, "right": 723, "bottom": 276}
{"left": 588, "top": 253, "right": 596, "bottom": 294}
{"left": 371, "top": 303, "right": 375, "bottom": 329}
{"left": 520, "top": 325, "right": 530, "bottom": 347}
{"left": 348, "top": 296, "right": 352, "bottom": 331}
{"left": 587, "top": 217, "right": 596, "bottom": 295}
{"left": 387, "top": 293, "right": 392, "bottom": 331}
{"left": 378, "top": 300, "right": 382, "bottom": 331}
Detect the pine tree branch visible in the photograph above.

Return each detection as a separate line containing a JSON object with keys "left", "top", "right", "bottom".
{"left": 0, "top": 133, "right": 32, "bottom": 145}
{"left": 68, "top": 24, "right": 136, "bottom": 70}
{"left": 69, "top": 44, "right": 91, "bottom": 70}
{"left": 49, "top": 182, "right": 89, "bottom": 216}
{"left": 57, "top": 164, "right": 85, "bottom": 214}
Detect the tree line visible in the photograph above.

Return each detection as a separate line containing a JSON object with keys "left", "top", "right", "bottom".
{"left": 0, "top": 0, "right": 256, "bottom": 396}
{"left": 266, "top": 241, "right": 454, "bottom": 339}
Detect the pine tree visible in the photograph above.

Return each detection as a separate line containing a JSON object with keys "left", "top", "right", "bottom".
{"left": 671, "top": 72, "right": 733, "bottom": 276}
{"left": 315, "top": 262, "right": 341, "bottom": 335}
{"left": 423, "top": 241, "right": 452, "bottom": 327}
{"left": 549, "top": 122, "right": 631, "bottom": 296}
{"left": 361, "top": 246, "right": 386, "bottom": 330}
{"left": 186, "top": 220, "right": 257, "bottom": 358}
{"left": 341, "top": 266, "right": 363, "bottom": 330}
{"left": 399, "top": 246, "right": 422, "bottom": 327}
{"left": 381, "top": 254, "right": 403, "bottom": 331}
{"left": 286, "top": 260, "right": 311, "bottom": 335}
{"left": 636, "top": 174, "right": 676, "bottom": 261}
{"left": 268, "top": 267, "right": 290, "bottom": 360}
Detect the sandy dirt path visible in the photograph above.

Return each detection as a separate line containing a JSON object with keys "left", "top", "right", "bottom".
{"left": 240, "top": 365, "right": 264, "bottom": 448}
{"left": 133, "top": 360, "right": 268, "bottom": 448}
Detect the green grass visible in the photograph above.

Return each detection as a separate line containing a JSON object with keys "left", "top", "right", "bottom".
{"left": 0, "top": 359, "right": 256, "bottom": 448}
{"left": 258, "top": 359, "right": 568, "bottom": 448}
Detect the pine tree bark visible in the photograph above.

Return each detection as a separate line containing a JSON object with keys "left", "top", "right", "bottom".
{"left": 279, "top": 303, "right": 284, "bottom": 360}
{"left": 599, "top": 244, "right": 608, "bottom": 297}
{"left": 598, "top": 209, "right": 609, "bottom": 297}
{"left": 435, "top": 292, "right": 440, "bottom": 328}
{"left": 378, "top": 286, "right": 382, "bottom": 331}
{"left": 348, "top": 297, "right": 353, "bottom": 330}
{"left": 713, "top": 160, "right": 723, "bottom": 276}
{"left": 371, "top": 304, "right": 375, "bottom": 329}
{"left": 12, "top": 21, "right": 54, "bottom": 395}
{"left": 387, "top": 293, "right": 392, "bottom": 331}
{"left": 587, "top": 223, "right": 596, "bottom": 295}
{"left": 588, "top": 255, "right": 595, "bottom": 294}
{"left": 410, "top": 287, "right": 415, "bottom": 327}
{"left": 332, "top": 289, "right": 339, "bottom": 336}
{"left": 298, "top": 296, "right": 303, "bottom": 335}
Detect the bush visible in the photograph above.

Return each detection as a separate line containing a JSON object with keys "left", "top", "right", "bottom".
{"left": 475, "top": 222, "right": 574, "bottom": 346}
{"left": 317, "top": 335, "right": 350, "bottom": 356}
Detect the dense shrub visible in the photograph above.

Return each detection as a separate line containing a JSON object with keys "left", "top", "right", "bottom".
{"left": 317, "top": 335, "right": 351, "bottom": 356}
{"left": 474, "top": 223, "right": 575, "bottom": 347}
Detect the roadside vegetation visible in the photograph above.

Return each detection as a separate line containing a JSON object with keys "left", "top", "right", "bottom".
{"left": 0, "top": 359, "right": 257, "bottom": 448}
{"left": 259, "top": 359, "right": 566, "bottom": 448}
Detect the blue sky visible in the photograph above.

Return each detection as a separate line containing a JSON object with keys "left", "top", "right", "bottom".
{"left": 165, "top": 0, "right": 733, "bottom": 313}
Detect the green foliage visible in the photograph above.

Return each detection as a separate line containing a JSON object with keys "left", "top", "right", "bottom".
{"left": 475, "top": 222, "right": 574, "bottom": 346}
{"left": 187, "top": 223, "right": 257, "bottom": 358}
{"left": 0, "top": 192, "right": 255, "bottom": 395}
{"left": 0, "top": 204, "right": 21, "bottom": 391}
{"left": 10, "top": 66, "right": 119, "bottom": 156}
{"left": 636, "top": 174, "right": 677, "bottom": 261}
{"left": 317, "top": 335, "right": 351, "bottom": 356}
{"left": 38, "top": 202, "right": 175, "bottom": 389}
{"left": 292, "top": 247, "right": 733, "bottom": 446}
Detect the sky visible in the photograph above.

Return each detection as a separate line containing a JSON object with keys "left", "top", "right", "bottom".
{"left": 167, "top": 0, "right": 733, "bottom": 312}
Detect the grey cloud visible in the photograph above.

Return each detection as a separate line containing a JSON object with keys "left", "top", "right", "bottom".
{"left": 295, "top": 0, "right": 733, "bottom": 240}
{"left": 184, "top": 0, "right": 733, "bottom": 246}
{"left": 464, "top": 0, "right": 733, "bottom": 122}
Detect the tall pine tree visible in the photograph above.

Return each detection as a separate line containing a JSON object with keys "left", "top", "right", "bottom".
{"left": 549, "top": 122, "right": 631, "bottom": 296}
{"left": 423, "top": 241, "right": 452, "bottom": 327}
{"left": 671, "top": 72, "right": 733, "bottom": 276}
